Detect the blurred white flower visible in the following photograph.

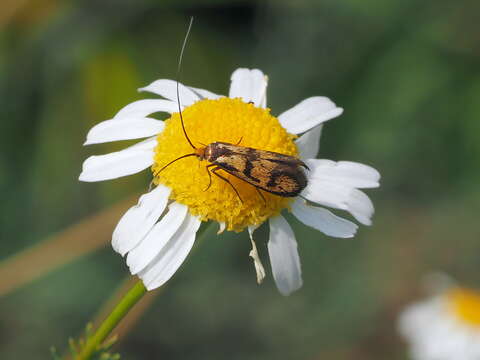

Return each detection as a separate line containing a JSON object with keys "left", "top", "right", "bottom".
{"left": 399, "top": 284, "right": 480, "bottom": 360}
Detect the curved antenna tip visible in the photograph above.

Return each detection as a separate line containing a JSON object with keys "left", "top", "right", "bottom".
{"left": 176, "top": 17, "right": 196, "bottom": 150}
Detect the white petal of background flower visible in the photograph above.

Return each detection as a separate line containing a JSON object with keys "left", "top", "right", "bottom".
{"left": 229, "top": 68, "right": 268, "bottom": 108}
{"left": 291, "top": 198, "right": 358, "bottom": 238}
{"left": 295, "top": 125, "right": 322, "bottom": 160}
{"left": 127, "top": 202, "right": 188, "bottom": 275}
{"left": 112, "top": 185, "right": 171, "bottom": 256}
{"left": 84, "top": 117, "right": 165, "bottom": 145}
{"left": 189, "top": 86, "right": 223, "bottom": 100}
{"left": 114, "top": 99, "right": 178, "bottom": 119}
{"left": 139, "top": 213, "right": 201, "bottom": 290}
{"left": 306, "top": 159, "right": 380, "bottom": 189}
{"left": 268, "top": 215, "right": 302, "bottom": 296}
{"left": 398, "top": 297, "right": 480, "bottom": 360}
{"left": 79, "top": 137, "right": 157, "bottom": 182}
{"left": 139, "top": 79, "right": 200, "bottom": 107}
{"left": 278, "top": 96, "right": 343, "bottom": 135}
{"left": 301, "top": 180, "right": 375, "bottom": 225}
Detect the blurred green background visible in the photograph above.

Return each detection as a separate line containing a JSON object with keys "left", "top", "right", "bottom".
{"left": 1, "top": 0, "right": 480, "bottom": 359}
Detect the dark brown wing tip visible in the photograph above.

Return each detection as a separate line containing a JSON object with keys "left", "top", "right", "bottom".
{"left": 300, "top": 160, "right": 310, "bottom": 171}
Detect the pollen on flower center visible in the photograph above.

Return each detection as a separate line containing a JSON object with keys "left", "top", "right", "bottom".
{"left": 447, "top": 287, "right": 480, "bottom": 326}
{"left": 152, "top": 97, "right": 298, "bottom": 232}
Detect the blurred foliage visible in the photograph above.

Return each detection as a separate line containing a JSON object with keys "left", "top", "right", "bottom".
{"left": 51, "top": 323, "right": 119, "bottom": 360}
{"left": 1, "top": 0, "right": 480, "bottom": 359}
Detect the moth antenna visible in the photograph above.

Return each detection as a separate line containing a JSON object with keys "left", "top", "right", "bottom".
{"left": 154, "top": 153, "right": 197, "bottom": 176}
{"left": 176, "top": 16, "right": 197, "bottom": 150}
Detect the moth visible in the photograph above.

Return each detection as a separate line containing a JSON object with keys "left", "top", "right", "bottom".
{"left": 157, "top": 18, "right": 308, "bottom": 202}
{"left": 158, "top": 138, "right": 308, "bottom": 202}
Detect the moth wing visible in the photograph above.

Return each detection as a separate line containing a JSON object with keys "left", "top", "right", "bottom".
{"left": 213, "top": 145, "right": 307, "bottom": 197}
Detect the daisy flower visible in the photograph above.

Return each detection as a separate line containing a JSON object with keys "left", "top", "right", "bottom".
{"left": 79, "top": 68, "right": 380, "bottom": 295}
{"left": 399, "top": 282, "right": 480, "bottom": 360}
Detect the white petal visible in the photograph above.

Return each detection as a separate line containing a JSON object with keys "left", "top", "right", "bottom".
{"left": 248, "top": 225, "right": 266, "bottom": 284}
{"left": 217, "top": 222, "right": 226, "bottom": 235}
{"left": 79, "top": 137, "right": 156, "bottom": 182}
{"left": 305, "top": 159, "right": 380, "bottom": 189}
{"left": 229, "top": 68, "right": 268, "bottom": 108}
{"left": 126, "top": 202, "right": 188, "bottom": 275}
{"left": 348, "top": 189, "right": 374, "bottom": 226}
{"left": 301, "top": 180, "right": 351, "bottom": 210}
{"left": 295, "top": 125, "right": 322, "bottom": 160}
{"left": 138, "top": 79, "right": 200, "bottom": 107}
{"left": 248, "top": 224, "right": 259, "bottom": 236}
{"left": 189, "top": 86, "right": 223, "bottom": 100}
{"left": 259, "top": 79, "right": 268, "bottom": 108}
{"left": 114, "top": 99, "right": 178, "bottom": 119}
{"left": 112, "top": 185, "right": 171, "bottom": 256}
{"left": 302, "top": 180, "right": 375, "bottom": 226}
{"left": 278, "top": 97, "right": 343, "bottom": 134}
{"left": 84, "top": 118, "right": 164, "bottom": 145}
{"left": 268, "top": 215, "right": 302, "bottom": 296}
{"left": 291, "top": 198, "right": 358, "bottom": 238}
{"left": 139, "top": 213, "right": 201, "bottom": 290}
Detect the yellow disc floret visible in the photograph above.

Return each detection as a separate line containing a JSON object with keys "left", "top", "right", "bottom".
{"left": 448, "top": 287, "right": 480, "bottom": 326}
{"left": 152, "top": 97, "right": 298, "bottom": 232}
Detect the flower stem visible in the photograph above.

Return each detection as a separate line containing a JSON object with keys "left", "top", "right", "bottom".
{"left": 74, "top": 222, "right": 214, "bottom": 360}
{"left": 76, "top": 281, "right": 147, "bottom": 360}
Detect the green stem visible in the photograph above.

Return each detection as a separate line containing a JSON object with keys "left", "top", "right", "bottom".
{"left": 75, "top": 222, "right": 214, "bottom": 360}
{"left": 76, "top": 281, "right": 147, "bottom": 360}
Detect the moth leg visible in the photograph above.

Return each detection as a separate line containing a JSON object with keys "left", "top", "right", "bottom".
{"left": 204, "top": 163, "right": 216, "bottom": 191}
{"left": 255, "top": 187, "right": 266, "bottom": 204}
{"left": 234, "top": 136, "right": 243, "bottom": 145}
{"left": 212, "top": 167, "right": 243, "bottom": 203}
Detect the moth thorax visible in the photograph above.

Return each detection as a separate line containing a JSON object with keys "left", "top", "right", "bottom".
{"left": 203, "top": 143, "right": 217, "bottom": 162}
{"left": 195, "top": 146, "right": 208, "bottom": 160}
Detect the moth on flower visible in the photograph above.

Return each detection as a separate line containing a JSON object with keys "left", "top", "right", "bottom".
{"left": 79, "top": 68, "right": 380, "bottom": 295}
{"left": 156, "top": 107, "right": 309, "bottom": 202}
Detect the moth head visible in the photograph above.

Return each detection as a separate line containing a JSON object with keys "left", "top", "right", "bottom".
{"left": 195, "top": 146, "right": 208, "bottom": 160}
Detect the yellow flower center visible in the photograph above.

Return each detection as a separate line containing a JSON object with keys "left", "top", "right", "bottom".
{"left": 448, "top": 287, "right": 480, "bottom": 326}
{"left": 152, "top": 97, "right": 298, "bottom": 232}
